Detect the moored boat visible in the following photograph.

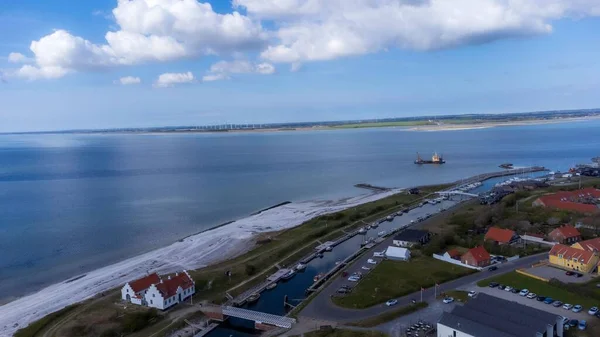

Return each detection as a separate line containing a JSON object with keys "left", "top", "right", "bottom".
{"left": 281, "top": 270, "right": 296, "bottom": 280}
{"left": 266, "top": 283, "right": 277, "bottom": 290}
{"left": 358, "top": 227, "right": 367, "bottom": 234}
{"left": 313, "top": 274, "right": 323, "bottom": 282}
{"left": 247, "top": 293, "right": 261, "bottom": 303}
{"left": 295, "top": 263, "right": 306, "bottom": 271}
{"left": 325, "top": 246, "right": 333, "bottom": 252}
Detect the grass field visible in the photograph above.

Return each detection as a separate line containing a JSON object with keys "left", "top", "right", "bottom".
{"left": 477, "top": 272, "right": 599, "bottom": 308}
{"left": 332, "top": 257, "right": 475, "bottom": 309}
{"left": 302, "top": 329, "right": 388, "bottom": 337}
{"left": 347, "top": 302, "right": 428, "bottom": 327}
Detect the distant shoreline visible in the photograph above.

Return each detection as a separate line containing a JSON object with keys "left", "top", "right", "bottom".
{"left": 405, "top": 116, "right": 600, "bottom": 132}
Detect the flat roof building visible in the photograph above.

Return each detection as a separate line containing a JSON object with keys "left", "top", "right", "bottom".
{"left": 437, "top": 293, "right": 563, "bottom": 337}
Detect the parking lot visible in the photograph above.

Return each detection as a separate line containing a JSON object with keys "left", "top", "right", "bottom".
{"left": 522, "top": 265, "right": 595, "bottom": 284}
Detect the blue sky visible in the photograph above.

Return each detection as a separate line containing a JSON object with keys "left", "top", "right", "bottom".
{"left": 1, "top": 0, "right": 599, "bottom": 132}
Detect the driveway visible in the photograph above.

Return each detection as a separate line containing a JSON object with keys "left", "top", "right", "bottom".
{"left": 300, "top": 242, "right": 547, "bottom": 322}
{"left": 523, "top": 265, "right": 595, "bottom": 284}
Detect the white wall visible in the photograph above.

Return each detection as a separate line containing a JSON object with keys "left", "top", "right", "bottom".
{"left": 145, "top": 285, "right": 166, "bottom": 310}
{"left": 121, "top": 283, "right": 134, "bottom": 302}
{"left": 432, "top": 254, "right": 481, "bottom": 270}
{"left": 521, "top": 235, "right": 556, "bottom": 246}
{"left": 437, "top": 323, "right": 476, "bottom": 337}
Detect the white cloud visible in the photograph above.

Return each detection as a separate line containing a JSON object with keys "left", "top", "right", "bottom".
{"left": 8, "top": 52, "right": 29, "bottom": 63}
{"left": 235, "top": 0, "right": 600, "bottom": 64}
{"left": 117, "top": 76, "right": 141, "bottom": 85}
{"left": 202, "top": 60, "right": 275, "bottom": 81}
{"left": 10, "top": 0, "right": 266, "bottom": 80}
{"left": 154, "top": 71, "right": 195, "bottom": 87}
{"left": 7, "top": 0, "right": 600, "bottom": 80}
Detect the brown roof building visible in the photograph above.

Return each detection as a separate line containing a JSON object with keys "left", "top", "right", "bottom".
{"left": 548, "top": 225, "right": 581, "bottom": 244}
{"left": 461, "top": 246, "right": 491, "bottom": 268}
{"left": 533, "top": 188, "right": 600, "bottom": 214}
{"left": 484, "top": 227, "right": 519, "bottom": 245}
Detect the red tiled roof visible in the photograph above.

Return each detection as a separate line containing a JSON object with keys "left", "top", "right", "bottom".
{"left": 446, "top": 249, "right": 461, "bottom": 258}
{"left": 550, "top": 225, "right": 581, "bottom": 239}
{"left": 550, "top": 244, "right": 596, "bottom": 264}
{"left": 129, "top": 273, "right": 161, "bottom": 293}
{"left": 576, "top": 238, "right": 600, "bottom": 252}
{"left": 484, "top": 227, "right": 516, "bottom": 243}
{"left": 464, "top": 246, "right": 490, "bottom": 263}
{"left": 536, "top": 188, "right": 600, "bottom": 213}
{"left": 155, "top": 273, "right": 194, "bottom": 298}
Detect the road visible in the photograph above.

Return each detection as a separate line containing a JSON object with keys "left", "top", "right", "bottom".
{"left": 300, "top": 246, "right": 547, "bottom": 322}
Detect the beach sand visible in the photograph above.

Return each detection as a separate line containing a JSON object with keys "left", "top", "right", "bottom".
{"left": 0, "top": 189, "right": 401, "bottom": 336}
{"left": 406, "top": 116, "right": 600, "bottom": 132}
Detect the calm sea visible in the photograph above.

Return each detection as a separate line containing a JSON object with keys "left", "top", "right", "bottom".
{"left": 0, "top": 121, "right": 598, "bottom": 301}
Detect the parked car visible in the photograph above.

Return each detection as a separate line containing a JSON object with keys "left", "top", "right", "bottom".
{"left": 543, "top": 297, "right": 554, "bottom": 304}
{"left": 588, "top": 307, "right": 598, "bottom": 315}
{"left": 347, "top": 276, "right": 360, "bottom": 282}
{"left": 468, "top": 291, "right": 477, "bottom": 298}
{"left": 511, "top": 288, "right": 519, "bottom": 294}
{"left": 504, "top": 286, "right": 513, "bottom": 292}
{"left": 519, "top": 289, "right": 529, "bottom": 296}
{"left": 373, "top": 251, "right": 385, "bottom": 257}
{"left": 563, "top": 303, "right": 574, "bottom": 310}
{"left": 536, "top": 296, "right": 546, "bottom": 302}
{"left": 573, "top": 305, "right": 583, "bottom": 313}
{"left": 367, "top": 259, "right": 377, "bottom": 265}
{"left": 498, "top": 284, "right": 506, "bottom": 290}
{"left": 526, "top": 293, "right": 537, "bottom": 299}
{"left": 568, "top": 319, "right": 579, "bottom": 328}
{"left": 578, "top": 320, "right": 587, "bottom": 330}
{"left": 566, "top": 271, "right": 575, "bottom": 276}
{"left": 595, "top": 311, "right": 600, "bottom": 319}
{"left": 488, "top": 266, "right": 498, "bottom": 271}
{"left": 386, "top": 299, "right": 398, "bottom": 306}
{"left": 443, "top": 297, "right": 455, "bottom": 304}
{"left": 489, "top": 282, "right": 499, "bottom": 288}
{"left": 561, "top": 317, "right": 569, "bottom": 326}
{"left": 337, "top": 287, "right": 351, "bottom": 294}
{"left": 552, "top": 301, "right": 563, "bottom": 307}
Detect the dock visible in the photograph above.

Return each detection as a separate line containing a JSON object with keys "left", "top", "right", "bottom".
{"left": 354, "top": 183, "right": 391, "bottom": 192}
{"left": 232, "top": 269, "right": 292, "bottom": 306}
{"left": 453, "top": 166, "right": 548, "bottom": 186}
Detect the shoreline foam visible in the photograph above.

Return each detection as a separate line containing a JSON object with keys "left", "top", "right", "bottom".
{"left": 0, "top": 189, "right": 401, "bottom": 336}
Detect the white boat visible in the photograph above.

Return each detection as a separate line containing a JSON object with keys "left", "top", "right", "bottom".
{"left": 358, "top": 227, "right": 367, "bottom": 234}
{"left": 371, "top": 223, "right": 379, "bottom": 228}
{"left": 325, "top": 246, "right": 333, "bottom": 252}
{"left": 386, "top": 215, "right": 393, "bottom": 221}
{"left": 378, "top": 230, "right": 387, "bottom": 237}
{"left": 282, "top": 270, "right": 295, "bottom": 280}
{"left": 295, "top": 263, "right": 306, "bottom": 271}
{"left": 266, "top": 283, "right": 277, "bottom": 290}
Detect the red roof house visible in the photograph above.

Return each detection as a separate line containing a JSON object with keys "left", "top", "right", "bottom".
{"left": 445, "top": 249, "right": 462, "bottom": 260}
{"left": 128, "top": 273, "right": 161, "bottom": 293}
{"left": 573, "top": 237, "right": 600, "bottom": 252}
{"left": 155, "top": 272, "right": 195, "bottom": 299}
{"left": 533, "top": 188, "right": 600, "bottom": 214}
{"left": 461, "top": 246, "right": 491, "bottom": 267}
{"left": 548, "top": 225, "right": 581, "bottom": 244}
{"left": 484, "top": 227, "right": 519, "bottom": 245}
{"left": 549, "top": 244, "right": 598, "bottom": 273}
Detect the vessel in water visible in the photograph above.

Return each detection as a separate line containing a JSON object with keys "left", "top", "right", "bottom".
{"left": 295, "top": 263, "right": 306, "bottom": 271}
{"left": 266, "top": 283, "right": 277, "bottom": 290}
{"left": 414, "top": 152, "right": 445, "bottom": 164}
{"left": 246, "top": 293, "right": 261, "bottom": 303}
{"left": 282, "top": 270, "right": 296, "bottom": 280}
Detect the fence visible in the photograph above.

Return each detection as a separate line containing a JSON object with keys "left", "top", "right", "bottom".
{"left": 521, "top": 235, "right": 557, "bottom": 246}
{"left": 506, "top": 255, "right": 520, "bottom": 262}
{"left": 432, "top": 254, "right": 482, "bottom": 270}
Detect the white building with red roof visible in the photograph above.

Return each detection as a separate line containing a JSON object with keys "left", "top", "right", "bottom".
{"left": 121, "top": 271, "right": 195, "bottom": 310}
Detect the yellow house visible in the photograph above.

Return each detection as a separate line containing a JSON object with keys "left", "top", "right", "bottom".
{"left": 572, "top": 237, "right": 600, "bottom": 252}
{"left": 549, "top": 244, "right": 599, "bottom": 273}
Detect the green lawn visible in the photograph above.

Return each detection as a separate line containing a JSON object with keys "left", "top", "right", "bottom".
{"left": 477, "top": 272, "right": 599, "bottom": 308}
{"left": 347, "top": 302, "right": 428, "bottom": 327}
{"left": 332, "top": 257, "right": 475, "bottom": 309}
{"left": 303, "top": 329, "right": 388, "bottom": 337}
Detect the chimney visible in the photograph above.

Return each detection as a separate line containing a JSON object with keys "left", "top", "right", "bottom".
{"left": 160, "top": 279, "right": 163, "bottom": 284}
{"left": 168, "top": 275, "right": 171, "bottom": 280}
{"left": 175, "top": 272, "right": 179, "bottom": 277}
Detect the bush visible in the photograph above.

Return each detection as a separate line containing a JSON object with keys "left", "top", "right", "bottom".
{"left": 121, "top": 309, "right": 160, "bottom": 333}
{"left": 245, "top": 264, "right": 257, "bottom": 276}
{"left": 100, "top": 329, "right": 120, "bottom": 337}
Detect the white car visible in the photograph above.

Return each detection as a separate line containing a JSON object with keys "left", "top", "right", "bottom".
{"left": 361, "top": 266, "right": 371, "bottom": 271}
{"left": 373, "top": 252, "right": 385, "bottom": 257}
{"left": 563, "top": 303, "right": 574, "bottom": 310}
{"left": 468, "top": 291, "right": 477, "bottom": 298}
{"left": 386, "top": 299, "right": 398, "bottom": 306}
{"left": 443, "top": 297, "right": 454, "bottom": 304}
{"left": 504, "top": 286, "right": 513, "bottom": 292}
{"left": 367, "top": 259, "right": 377, "bottom": 265}
{"left": 519, "top": 289, "right": 529, "bottom": 296}
{"left": 588, "top": 307, "right": 598, "bottom": 315}
{"left": 527, "top": 293, "right": 537, "bottom": 299}
{"left": 347, "top": 276, "right": 360, "bottom": 282}
{"left": 572, "top": 305, "right": 583, "bottom": 313}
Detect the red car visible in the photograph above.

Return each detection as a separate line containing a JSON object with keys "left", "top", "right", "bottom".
{"left": 566, "top": 271, "right": 575, "bottom": 276}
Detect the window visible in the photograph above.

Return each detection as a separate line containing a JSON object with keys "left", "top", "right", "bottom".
{"left": 153, "top": 294, "right": 155, "bottom": 297}
{"left": 558, "top": 254, "right": 563, "bottom": 258}
{"left": 150, "top": 300, "right": 153, "bottom": 304}
{"left": 126, "top": 289, "right": 129, "bottom": 293}
{"left": 453, "top": 331, "right": 457, "bottom": 337}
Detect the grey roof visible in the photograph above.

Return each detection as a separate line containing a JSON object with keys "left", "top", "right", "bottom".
{"left": 393, "top": 229, "right": 429, "bottom": 242}
{"left": 438, "top": 293, "right": 560, "bottom": 337}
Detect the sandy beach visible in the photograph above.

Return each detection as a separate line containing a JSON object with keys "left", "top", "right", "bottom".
{"left": 0, "top": 189, "right": 401, "bottom": 337}
{"left": 406, "top": 116, "right": 600, "bottom": 132}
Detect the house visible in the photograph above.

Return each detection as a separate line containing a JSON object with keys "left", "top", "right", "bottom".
{"left": 384, "top": 246, "right": 411, "bottom": 261}
{"left": 532, "top": 188, "right": 600, "bottom": 214}
{"left": 438, "top": 293, "right": 564, "bottom": 337}
{"left": 461, "top": 246, "right": 491, "bottom": 267}
{"left": 484, "top": 227, "right": 520, "bottom": 245}
{"left": 121, "top": 273, "right": 161, "bottom": 306}
{"left": 121, "top": 271, "right": 195, "bottom": 310}
{"left": 548, "top": 225, "right": 581, "bottom": 244}
{"left": 392, "top": 229, "right": 431, "bottom": 247}
{"left": 443, "top": 249, "right": 462, "bottom": 260}
{"left": 548, "top": 244, "right": 599, "bottom": 273}
{"left": 572, "top": 237, "right": 600, "bottom": 252}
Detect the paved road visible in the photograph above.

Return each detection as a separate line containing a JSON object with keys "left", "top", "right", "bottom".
{"left": 300, "top": 249, "right": 548, "bottom": 323}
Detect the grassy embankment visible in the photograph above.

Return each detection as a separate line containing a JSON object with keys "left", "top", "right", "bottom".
{"left": 18, "top": 184, "right": 450, "bottom": 337}
{"left": 332, "top": 257, "right": 475, "bottom": 309}
{"left": 14, "top": 305, "right": 80, "bottom": 337}
{"left": 347, "top": 302, "right": 429, "bottom": 328}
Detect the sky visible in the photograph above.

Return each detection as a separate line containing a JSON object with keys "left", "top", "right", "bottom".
{"left": 1, "top": 0, "right": 600, "bottom": 132}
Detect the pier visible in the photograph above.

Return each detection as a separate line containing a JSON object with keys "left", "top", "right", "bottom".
{"left": 354, "top": 183, "right": 391, "bottom": 191}
{"left": 453, "top": 166, "right": 548, "bottom": 186}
